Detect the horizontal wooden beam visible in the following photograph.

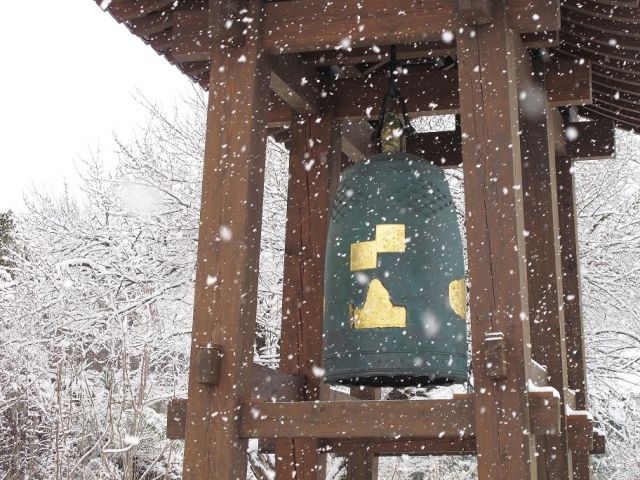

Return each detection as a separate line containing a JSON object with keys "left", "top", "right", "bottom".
{"left": 324, "top": 437, "right": 477, "bottom": 456}
{"left": 567, "top": 411, "right": 594, "bottom": 452}
{"left": 307, "top": 42, "right": 456, "bottom": 67}
{"left": 267, "top": 91, "right": 292, "bottom": 127}
{"left": 269, "top": 54, "right": 323, "bottom": 115}
{"left": 240, "top": 398, "right": 475, "bottom": 439}
{"left": 567, "top": 120, "right": 616, "bottom": 161}
{"left": 546, "top": 60, "right": 592, "bottom": 107}
{"left": 171, "top": 7, "right": 244, "bottom": 62}
{"left": 263, "top": 0, "right": 559, "bottom": 54}
{"left": 164, "top": 0, "right": 559, "bottom": 60}
{"left": 400, "top": 119, "right": 611, "bottom": 167}
{"left": 334, "top": 70, "right": 459, "bottom": 119}
{"left": 239, "top": 393, "right": 565, "bottom": 441}
{"left": 529, "top": 390, "right": 562, "bottom": 435}
{"left": 283, "top": 429, "right": 605, "bottom": 456}
{"left": 110, "top": 0, "right": 175, "bottom": 22}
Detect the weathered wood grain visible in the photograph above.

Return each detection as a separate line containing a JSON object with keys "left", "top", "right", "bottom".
{"left": 457, "top": 0, "right": 538, "bottom": 476}
{"left": 182, "top": 1, "right": 269, "bottom": 477}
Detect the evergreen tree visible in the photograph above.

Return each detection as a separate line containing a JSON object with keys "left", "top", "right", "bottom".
{"left": 0, "top": 210, "right": 15, "bottom": 277}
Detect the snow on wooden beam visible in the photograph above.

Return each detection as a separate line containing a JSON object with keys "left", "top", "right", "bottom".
{"left": 263, "top": 0, "right": 559, "bottom": 54}
{"left": 238, "top": 394, "right": 563, "bottom": 440}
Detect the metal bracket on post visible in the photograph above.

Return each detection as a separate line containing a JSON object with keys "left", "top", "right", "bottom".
{"left": 484, "top": 332, "right": 508, "bottom": 380}
{"left": 195, "top": 343, "right": 223, "bottom": 385}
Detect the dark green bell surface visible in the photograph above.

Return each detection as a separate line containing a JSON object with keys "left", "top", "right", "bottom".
{"left": 322, "top": 150, "right": 467, "bottom": 387}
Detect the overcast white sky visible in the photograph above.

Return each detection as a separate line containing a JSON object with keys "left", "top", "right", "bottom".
{"left": 0, "top": 1, "right": 193, "bottom": 212}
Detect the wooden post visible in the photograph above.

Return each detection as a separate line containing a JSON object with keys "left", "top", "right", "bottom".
{"left": 457, "top": 0, "right": 538, "bottom": 477}
{"left": 556, "top": 154, "right": 592, "bottom": 479}
{"left": 347, "top": 387, "right": 380, "bottom": 480}
{"left": 275, "top": 108, "right": 341, "bottom": 480}
{"left": 182, "top": 1, "right": 269, "bottom": 478}
{"left": 519, "top": 59, "right": 573, "bottom": 479}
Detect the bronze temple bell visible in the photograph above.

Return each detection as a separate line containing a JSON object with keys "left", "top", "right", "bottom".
{"left": 322, "top": 106, "right": 468, "bottom": 387}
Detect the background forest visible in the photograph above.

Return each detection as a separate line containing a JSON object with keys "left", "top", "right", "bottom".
{"left": 1, "top": 93, "right": 639, "bottom": 479}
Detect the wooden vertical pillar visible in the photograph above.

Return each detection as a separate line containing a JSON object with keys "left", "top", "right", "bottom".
{"left": 519, "top": 59, "right": 573, "bottom": 479}
{"left": 182, "top": 1, "right": 269, "bottom": 478}
{"left": 275, "top": 108, "right": 341, "bottom": 480}
{"left": 457, "top": 0, "right": 537, "bottom": 478}
{"left": 347, "top": 387, "right": 380, "bottom": 480}
{"left": 556, "top": 154, "right": 592, "bottom": 480}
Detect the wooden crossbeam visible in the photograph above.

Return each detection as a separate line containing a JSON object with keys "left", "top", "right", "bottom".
{"left": 258, "top": 58, "right": 589, "bottom": 126}
{"left": 109, "top": 0, "right": 175, "bottom": 22}
{"left": 269, "top": 54, "right": 323, "bottom": 115}
{"left": 323, "top": 429, "right": 604, "bottom": 456}
{"left": 546, "top": 60, "right": 592, "bottom": 106}
{"left": 262, "top": 0, "right": 559, "bottom": 54}
{"left": 337, "top": 118, "right": 614, "bottom": 167}
{"left": 172, "top": 3, "right": 244, "bottom": 62}
{"left": 241, "top": 399, "right": 475, "bottom": 439}
{"left": 325, "top": 437, "right": 477, "bottom": 456}
{"left": 334, "top": 70, "right": 459, "bottom": 119}
{"left": 567, "top": 120, "right": 616, "bottom": 160}
{"left": 239, "top": 393, "right": 565, "bottom": 440}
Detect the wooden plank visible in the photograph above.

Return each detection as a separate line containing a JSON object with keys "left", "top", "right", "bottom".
{"left": 555, "top": 155, "right": 592, "bottom": 479}
{"left": 530, "top": 360, "right": 549, "bottom": 386}
{"left": 387, "top": 120, "right": 610, "bottom": 169}
{"left": 275, "top": 109, "right": 341, "bottom": 480}
{"left": 267, "top": 91, "right": 292, "bottom": 127}
{"left": 263, "top": 0, "right": 455, "bottom": 53}
{"left": 528, "top": 391, "right": 561, "bottom": 435}
{"left": 567, "top": 121, "right": 616, "bottom": 160}
{"left": 456, "top": 0, "right": 537, "bottom": 477}
{"left": 521, "top": 30, "right": 559, "bottom": 48}
{"left": 306, "top": 42, "right": 457, "bottom": 67}
{"left": 269, "top": 54, "right": 322, "bottom": 115}
{"left": 262, "top": 63, "right": 590, "bottom": 126}
{"left": 109, "top": 0, "right": 175, "bottom": 22}
{"left": 182, "top": 1, "right": 269, "bottom": 478}
{"left": 546, "top": 59, "right": 592, "bottom": 107}
{"left": 262, "top": 0, "right": 560, "bottom": 53}
{"left": 591, "top": 430, "right": 606, "bottom": 455}
{"left": 171, "top": 4, "right": 244, "bottom": 62}
{"left": 333, "top": 70, "right": 460, "bottom": 119}
{"left": 506, "top": 0, "right": 560, "bottom": 33}
{"left": 128, "top": 10, "right": 173, "bottom": 36}
{"left": 241, "top": 399, "right": 476, "bottom": 439}
{"left": 325, "top": 437, "right": 477, "bottom": 456}
{"left": 567, "top": 413, "right": 594, "bottom": 453}
{"left": 240, "top": 396, "right": 560, "bottom": 440}
{"left": 519, "top": 58, "right": 573, "bottom": 479}
{"left": 459, "top": 0, "right": 492, "bottom": 24}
